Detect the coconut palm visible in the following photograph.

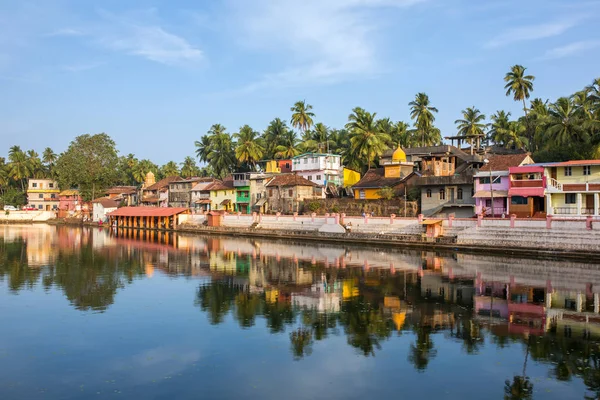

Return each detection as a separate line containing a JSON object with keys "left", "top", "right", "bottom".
{"left": 234, "top": 125, "right": 264, "bottom": 168}
{"left": 545, "top": 97, "right": 587, "bottom": 147}
{"left": 26, "top": 150, "right": 45, "bottom": 179}
{"left": 263, "top": 118, "right": 290, "bottom": 159}
{"left": 489, "top": 111, "right": 512, "bottom": 145}
{"left": 194, "top": 135, "right": 212, "bottom": 164}
{"left": 502, "top": 121, "right": 529, "bottom": 150}
{"left": 0, "top": 166, "right": 9, "bottom": 195}
{"left": 42, "top": 147, "right": 57, "bottom": 166}
{"left": 180, "top": 156, "right": 198, "bottom": 179}
{"left": 390, "top": 121, "right": 412, "bottom": 148}
{"left": 345, "top": 107, "right": 391, "bottom": 170}
{"left": 455, "top": 107, "right": 487, "bottom": 137}
{"left": 302, "top": 122, "right": 332, "bottom": 153}
{"left": 7, "top": 148, "right": 31, "bottom": 191}
{"left": 161, "top": 161, "right": 180, "bottom": 177}
{"left": 290, "top": 100, "right": 315, "bottom": 133}
{"left": 274, "top": 130, "right": 300, "bottom": 159}
{"left": 504, "top": 65, "right": 535, "bottom": 117}
{"left": 409, "top": 93, "right": 439, "bottom": 146}
{"left": 206, "top": 129, "right": 236, "bottom": 179}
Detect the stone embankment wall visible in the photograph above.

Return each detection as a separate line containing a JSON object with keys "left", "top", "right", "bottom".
{"left": 0, "top": 211, "right": 56, "bottom": 222}
{"left": 179, "top": 212, "right": 600, "bottom": 254}
{"left": 302, "top": 198, "right": 418, "bottom": 217}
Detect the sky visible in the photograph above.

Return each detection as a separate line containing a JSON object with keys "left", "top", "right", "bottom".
{"left": 0, "top": 0, "right": 599, "bottom": 165}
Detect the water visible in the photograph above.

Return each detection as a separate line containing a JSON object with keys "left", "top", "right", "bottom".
{"left": 1, "top": 225, "right": 600, "bottom": 399}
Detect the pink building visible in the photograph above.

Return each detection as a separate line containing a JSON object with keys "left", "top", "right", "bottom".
{"left": 59, "top": 189, "right": 84, "bottom": 212}
{"left": 508, "top": 165, "right": 547, "bottom": 218}
{"left": 474, "top": 154, "right": 533, "bottom": 217}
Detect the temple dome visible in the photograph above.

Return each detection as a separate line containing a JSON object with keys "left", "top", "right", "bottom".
{"left": 144, "top": 171, "right": 156, "bottom": 188}
{"left": 392, "top": 146, "right": 407, "bottom": 163}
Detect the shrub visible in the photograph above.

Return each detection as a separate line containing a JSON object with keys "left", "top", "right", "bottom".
{"left": 307, "top": 201, "right": 320, "bottom": 212}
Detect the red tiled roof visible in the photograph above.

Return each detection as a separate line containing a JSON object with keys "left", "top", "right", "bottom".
{"left": 145, "top": 176, "right": 181, "bottom": 191}
{"left": 171, "top": 177, "right": 213, "bottom": 184}
{"left": 92, "top": 197, "right": 120, "bottom": 208}
{"left": 108, "top": 206, "right": 189, "bottom": 217}
{"left": 266, "top": 174, "right": 318, "bottom": 187}
{"left": 352, "top": 168, "right": 409, "bottom": 189}
{"left": 105, "top": 186, "right": 137, "bottom": 195}
{"left": 480, "top": 154, "right": 533, "bottom": 171}
{"left": 551, "top": 160, "right": 600, "bottom": 167}
{"left": 207, "top": 180, "right": 235, "bottom": 191}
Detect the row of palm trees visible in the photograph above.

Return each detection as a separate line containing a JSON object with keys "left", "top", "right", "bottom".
{"left": 0, "top": 146, "right": 57, "bottom": 193}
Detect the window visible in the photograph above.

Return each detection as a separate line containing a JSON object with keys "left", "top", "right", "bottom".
{"left": 565, "top": 193, "right": 576, "bottom": 204}
{"left": 39, "top": 194, "right": 43, "bottom": 199}
{"left": 50, "top": 194, "right": 56, "bottom": 199}
{"left": 285, "top": 163, "right": 290, "bottom": 169}
{"left": 457, "top": 188, "right": 463, "bottom": 200}
{"left": 485, "top": 199, "right": 492, "bottom": 207}
{"left": 257, "top": 193, "right": 261, "bottom": 199}
{"left": 307, "top": 176, "right": 312, "bottom": 181}
{"left": 426, "top": 189, "right": 432, "bottom": 198}
{"left": 564, "top": 167, "right": 572, "bottom": 176}
{"left": 49, "top": 183, "right": 54, "bottom": 188}
{"left": 316, "top": 175, "right": 321, "bottom": 181}
{"left": 359, "top": 190, "right": 366, "bottom": 199}
{"left": 38, "top": 205, "right": 43, "bottom": 210}
{"left": 584, "top": 165, "right": 591, "bottom": 176}
{"left": 511, "top": 196, "right": 528, "bottom": 205}
{"left": 269, "top": 189, "right": 273, "bottom": 197}
{"left": 32, "top": 182, "right": 38, "bottom": 188}
{"left": 288, "top": 189, "right": 293, "bottom": 197}
{"left": 256, "top": 179, "right": 263, "bottom": 184}
{"left": 479, "top": 176, "right": 501, "bottom": 184}
{"left": 304, "top": 158, "right": 308, "bottom": 164}
{"left": 439, "top": 189, "right": 446, "bottom": 200}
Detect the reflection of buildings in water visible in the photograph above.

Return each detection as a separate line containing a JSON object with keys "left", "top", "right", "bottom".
{"left": 383, "top": 296, "right": 411, "bottom": 331}
{"left": 421, "top": 274, "right": 475, "bottom": 307}
{"left": 292, "top": 281, "right": 341, "bottom": 313}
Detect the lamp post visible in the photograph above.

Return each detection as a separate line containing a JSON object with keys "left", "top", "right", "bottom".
{"left": 483, "top": 159, "right": 494, "bottom": 217}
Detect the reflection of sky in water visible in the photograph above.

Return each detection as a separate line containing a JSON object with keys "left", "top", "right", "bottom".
{"left": 0, "top": 225, "right": 598, "bottom": 399}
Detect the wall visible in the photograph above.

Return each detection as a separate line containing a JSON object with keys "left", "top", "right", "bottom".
{"left": 421, "top": 184, "right": 475, "bottom": 216}
{"left": 343, "top": 168, "right": 361, "bottom": 188}
{"left": 474, "top": 175, "right": 509, "bottom": 192}
{"left": 549, "top": 165, "right": 600, "bottom": 184}
{"left": 0, "top": 211, "right": 56, "bottom": 222}
{"left": 210, "top": 189, "right": 236, "bottom": 211}
{"left": 302, "top": 198, "right": 418, "bottom": 216}
{"left": 354, "top": 188, "right": 380, "bottom": 200}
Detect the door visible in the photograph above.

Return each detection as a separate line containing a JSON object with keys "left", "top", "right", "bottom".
{"left": 449, "top": 188, "right": 455, "bottom": 203}
{"left": 586, "top": 195, "right": 594, "bottom": 214}
{"left": 551, "top": 167, "right": 557, "bottom": 181}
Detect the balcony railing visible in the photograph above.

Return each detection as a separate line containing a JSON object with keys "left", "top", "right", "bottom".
{"left": 553, "top": 207, "right": 599, "bottom": 215}
{"left": 546, "top": 179, "right": 600, "bottom": 192}
{"left": 511, "top": 179, "right": 543, "bottom": 188}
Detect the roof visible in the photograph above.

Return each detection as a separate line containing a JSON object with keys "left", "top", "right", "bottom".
{"left": 142, "top": 196, "right": 160, "bottom": 203}
{"left": 108, "top": 206, "right": 189, "bottom": 217}
{"left": 480, "top": 154, "right": 533, "bottom": 172}
{"left": 170, "top": 177, "right": 213, "bottom": 184}
{"left": 195, "top": 199, "right": 211, "bottom": 204}
{"left": 352, "top": 168, "right": 409, "bottom": 189}
{"left": 92, "top": 197, "right": 120, "bottom": 208}
{"left": 145, "top": 176, "right": 181, "bottom": 191}
{"left": 208, "top": 180, "right": 235, "bottom": 191}
{"left": 509, "top": 166, "right": 544, "bottom": 174}
{"left": 550, "top": 160, "right": 600, "bottom": 167}
{"left": 292, "top": 152, "right": 341, "bottom": 159}
{"left": 105, "top": 186, "right": 137, "bottom": 195}
{"left": 265, "top": 174, "right": 318, "bottom": 187}
{"left": 59, "top": 189, "right": 79, "bottom": 196}
{"left": 508, "top": 187, "right": 545, "bottom": 197}
{"left": 421, "top": 219, "right": 443, "bottom": 225}
{"left": 473, "top": 190, "right": 509, "bottom": 198}
{"left": 191, "top": 181, "right": 216, "bottom": 192}
{"left": 220, "top": 199, "right": 231, "bottom": 205}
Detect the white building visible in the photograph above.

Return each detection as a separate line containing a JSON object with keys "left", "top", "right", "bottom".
{"left": 291, "top": 153, "right": 342, "bottom": 187}
{"left": 92, "top": 198, "right": 119, "bottom": 222}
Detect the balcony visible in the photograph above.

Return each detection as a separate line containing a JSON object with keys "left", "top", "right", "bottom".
{"left": 417, "top": 174, "right": 474, "bottom": 186}
{"left": 511, "top": 179, "right": 543, "bottom": 188}
{"left": 547, "top": 178, "right": 600, "bottom": 193}
{"left": 552, "top": 207, "right": 599, "bottom": 216}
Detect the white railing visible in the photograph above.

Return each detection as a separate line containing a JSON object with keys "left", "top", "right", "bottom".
{"left": 548, "top": 178, "right": 563, "bottom": 191}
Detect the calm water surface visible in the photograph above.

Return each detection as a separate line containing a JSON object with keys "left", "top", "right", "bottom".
{"left": 2, "top": 225, "right": 600, "bottom": 399}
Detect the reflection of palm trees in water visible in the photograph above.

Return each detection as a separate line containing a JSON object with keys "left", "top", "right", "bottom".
{"left": 290, "top": 328, "right": 313, "bottom": 360}
{"left": 504, "top": 336, "right": 533, "bottom": 400}
{"left": 408, "top": 327, "right": 437, "bottom": 371}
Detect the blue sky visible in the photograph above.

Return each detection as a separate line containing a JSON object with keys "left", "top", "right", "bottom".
{"left": 1, "top": 0, "right": 599, "bottom": 164}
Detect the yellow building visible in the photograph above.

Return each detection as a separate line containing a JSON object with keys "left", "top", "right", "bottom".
{"left": 545, "top": 160, "right": 600, "bottom": 216}
{"left": 265, "top": 160, "right": 281, "bottom": 174}
{"left": 209, "top": 180, "right": 236, "bottom": 211}
{"left": 343, "top": 168, "right": 361, "bottom": 188}
{"left": 352, "top": 147, "right": 414, "bottom": 199}
{"left": 27, "top": 178, "right": 60, "bottom": 210}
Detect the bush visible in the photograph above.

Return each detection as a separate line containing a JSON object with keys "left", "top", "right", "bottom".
{"left": 376, "top": 187, "right": 395, "bottom": 200}
{"left": 331, "top": 205, "right": 339, "bottom": 213}
{"left": 307, "top": 201, "right": 320, "bottom": 212}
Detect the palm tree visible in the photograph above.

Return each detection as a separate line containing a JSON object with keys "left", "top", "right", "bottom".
{"left": 504, "top": 65, "right": 535, "bottom": 118}
{"left": 0, "top": 165, "right": 9, "bottom": 195}
{"left": 26, "top": 150, "right": 44, "bottom": 179}
{"left": 42, "top": 147, "right": 57, "bottom": 166}
{"left": 161, "top": 161, "right": 180, "bottom": 177}
{"left": 206, "top": 129, "right": 236, "bottom": 179}
{"left": 545, "top": 97, "right": 587, "bottom": 147}
{"left": 390, "top": 121, "right": 412, "bottom": 148}
{"left": 409, "top": 93, "right": 439, "bottom": 146}
{"left": 194, "top": 135, "right": 212, "bottom": 164}
{"left": 7, "top": 149, "right": 30, "bottom": 191}
{"left": 263, "top": 118, "right": 290, "bottom": 159}
{"left": 274, "top": 130, "right": 300, "bottom": 159}
{"left": 290, "top": 100, "right": 315, "bottom": 133}
{"left": 455, "top": 107, "right": 486, "bottom": 136}
{"left": 345, "top": 107, "right": 390, "bottom": 170}
{"left": 489, "top": 111, "right": 512, "bottom": 145}
{"left": 180, "top": 156, "right": 198, "bottom": 179}
{"left": 234, "top": 125, "right": 264, "bottom": 168}
{"left": 502, "top": 121, "right": 529, "bottom": 150}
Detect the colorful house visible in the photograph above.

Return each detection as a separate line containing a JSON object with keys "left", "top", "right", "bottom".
{"left": 474, "top": 154, "right": 534, "bottom": 216}
{"left": 266, "top": 174, "right": 323, "bottom": 214}
{"left": 264, "top": 159, "right": 292, "bottom": 174}
{"left": 233, "top": 173, "right": 252, "bottom": 214}
{"left": 508, "top": 165, "right": 547, "bottom": 218}
{"left": 168, "top": 178, "right": 210, "bottom": 208}
{"left": 58, "top": 189, "right": 83, "bottom": 212}
{"left": 27, "top": 179, "right": 60, "bottom": 210}
{"left": 141, "top": 174, "right": 181, "bottom": 207}
{"left": 352, "top": 147, "right": 415, "bottom": 199}
{"left": 544, "top": 160, "right": 600, "bottom": 217}
{"left": 105, "top": 186, "right": 138, "bottom": 206}
{"left": 92, "top": 197, "right": 119, "bottom": 222}
{"left": 291, "top": 153, "right": 342, "bottom": 190}
{"left": 191, "top": 181, "right": 215, "bottom": 212}
{"left": 343, "top": 168, "right": 361, "bottom": 188}
{"left": 208, "top": 179, "right": 236, "bottom": 211}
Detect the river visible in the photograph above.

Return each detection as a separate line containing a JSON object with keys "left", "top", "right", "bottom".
{"left": 1, "top": 224, "right": 600, "bottom": 399}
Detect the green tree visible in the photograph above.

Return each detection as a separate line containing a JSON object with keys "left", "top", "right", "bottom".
{"left": 376, "top": 186, "right": 395, "bottom": 200}
{"left": 234, "top": 125, "right": 264, "bottom": 168}
{"left": 345, "top": 107, "right": 390, "bottom": 171}
{"left": 42, "top": 147, "right": 57, "bottom": 177}
{"left": 194, "top": 135, "right": 212, "bottom": 164}
{"left": 180, "top": 156, "right": 198, "bottom": 179}
{"left": 55, "top": 133, "right": 120, "bottom": 201}
{"left": 489, "top": 110, "right": 512, "bottom": 145}
{"left": 409, "top": 93, "right": 440, "bottom": 147}
{"left": 290, "top": 100, "right": 315, "bottom": 133}
{"left": 161, "top": 161, "right": 180, "bottom": 177}
{"left": 7, "top": 147, "right": 31, "bottom": 191}
{"left": 274, "top": 130, "right": 300, "bottom": 159}
{"left": 545, "top": 97, "right": 587, "bottom": 147}
{"left": 204, "top": 125, "right": 236, "bottom": 179}
{"left": 504, "top": 64, "right": 535, "bottom": 147}
{"left": 455, "top": 107, "right": 486, "bottom": 137}
{"left": 263, "top": 118, "right": 290, "bottom": 159}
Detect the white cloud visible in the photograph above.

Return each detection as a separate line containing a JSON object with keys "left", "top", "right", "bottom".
{"left": 95, "top": 11, "right": 203, "bottom": 66}
{"left": 485, "top": 19, "right": 580, "bottom": 48}
{"left": 540, "top": 40, "right": 600, "bottom": 60}
{"left": 229, "top": 0, "right": 427, "bottom": 90}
